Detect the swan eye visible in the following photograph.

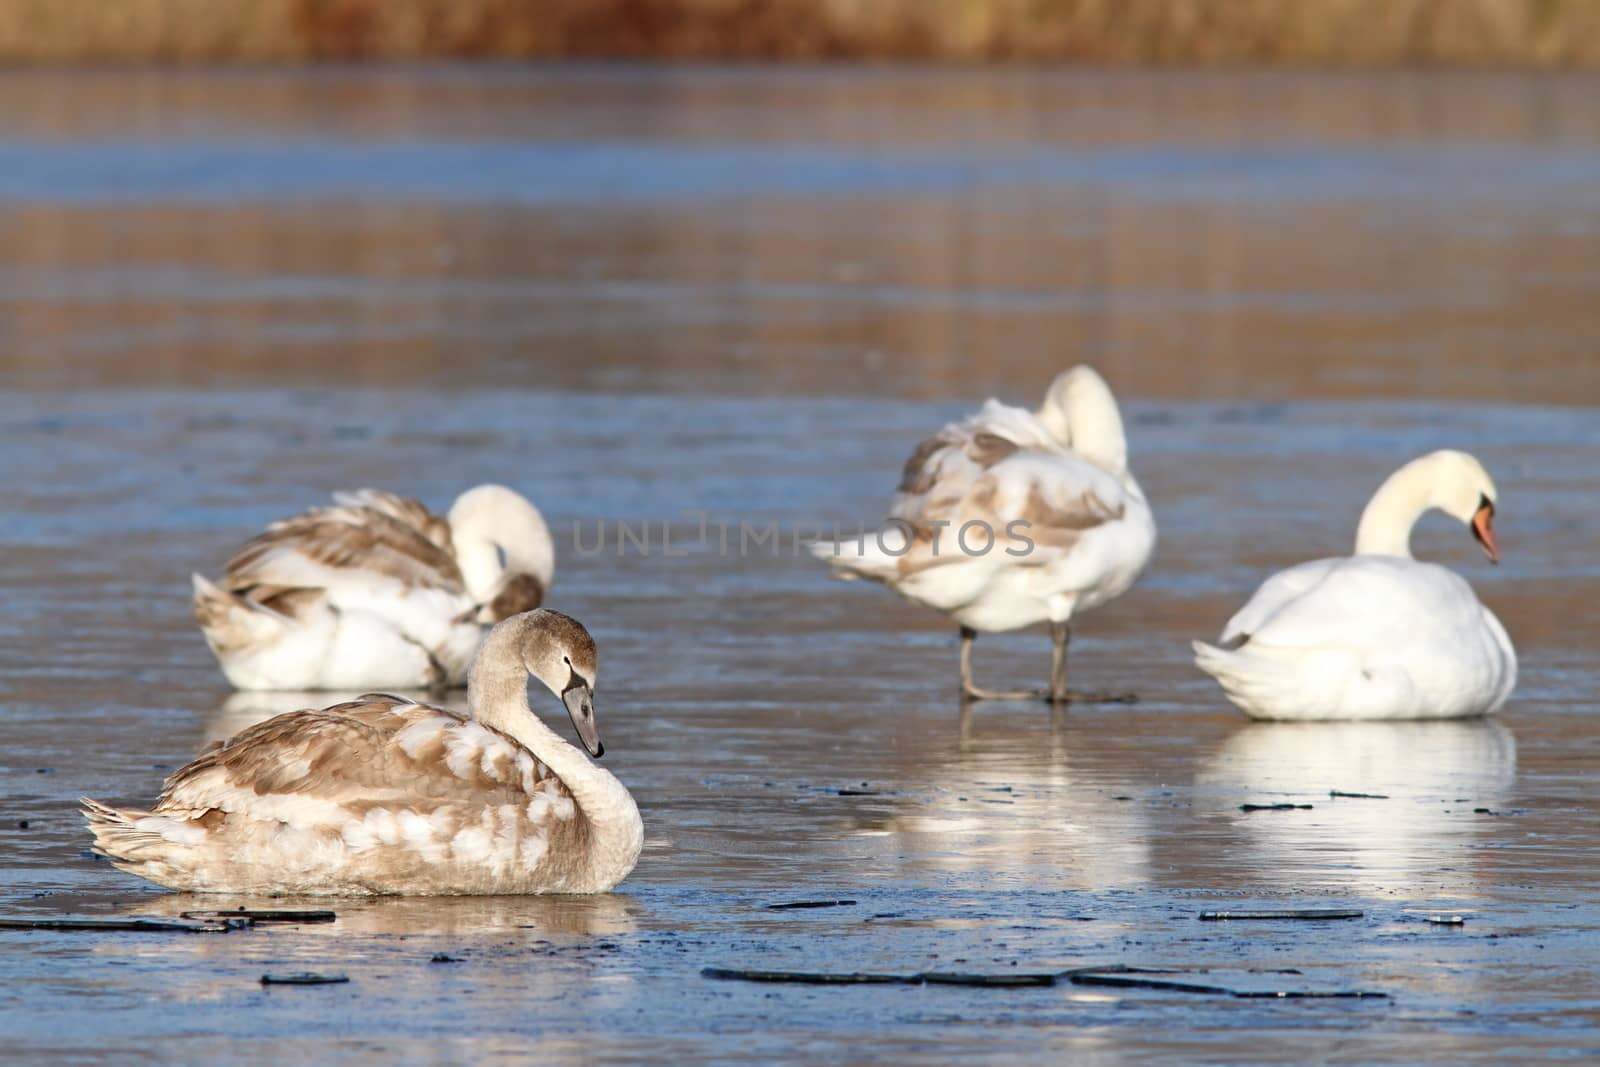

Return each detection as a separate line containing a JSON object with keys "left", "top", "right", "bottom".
{"left": 561, "top": 662, "right": 590, "bottom": 695}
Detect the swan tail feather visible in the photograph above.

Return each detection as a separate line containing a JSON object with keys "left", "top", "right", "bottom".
{"left": 191, "top": 573, "right": 295, "bottom": 653}
{"left": 1192, "top": 639, "right": 1301, "bottom": 720}
{"left": 807, "top": 531, "right": 902, "bottom": 583}
{"left": 81, "top": 797, "right": 162, "bottom": 863}
{"left": 82, "top": 797, "right": 210, "bottom": 889}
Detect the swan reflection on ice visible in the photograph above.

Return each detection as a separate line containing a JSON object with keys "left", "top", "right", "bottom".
{"left": 1196, "top": 719, "right": 1517, "bottom": 897}
{"left": 839, "top": 706, "right": 1153, "bottom": 891}
{"left": 128, "top": 885, "right": 640, "bottom": 937}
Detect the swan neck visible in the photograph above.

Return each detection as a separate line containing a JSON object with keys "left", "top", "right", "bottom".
{"left": 1354, "top": 465, "right": 1429, "bottom": 558}
{"left": 467, "top": 625, "right": 636, "bottom": 829}
{"left": 1077, "top": 410, "right": 1128, "bottom": 474}
{"left": 1047, "top": 386, "right": 1127, "bottom": 474}
{"left": 454, "top": 535, "right": 506, "bottom": 603}
{"left": 1035, "top": 404, "right": 1072, "bottom": 448}
{"left": 465, "top": 629, "right": 536, "bottom": 732}
{"left": 451, "top": 499, "right": 556, "bottom": 596}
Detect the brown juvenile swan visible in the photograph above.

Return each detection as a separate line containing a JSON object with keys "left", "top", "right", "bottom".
{"left": 84, "top": 610, "right": 642, "bottom": 895}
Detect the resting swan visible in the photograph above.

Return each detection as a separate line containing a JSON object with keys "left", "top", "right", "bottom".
{"left": 193, "top": 485, "right": 553, "bottom": 690}
{"left": 84, "top": 610, "right": 643, "bottom": 895}
{"left": 813, "top": 366, "right": 1156, "bottom": 702}
{"left": 1194, "top": 450, "right": 1516, "bottom": 721}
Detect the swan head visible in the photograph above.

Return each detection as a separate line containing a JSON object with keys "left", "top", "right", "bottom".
{"left": 515, "top": 609, "right": 603, "bottom": 758}
{"left": 1036, "top": 364, "right": 1128, "bottom": 473}
{"left": 1356, "top": 450, "right": 1499, "bottom": 562}
{"left": 449, "top": 485, "right": 556, "bottom": 623}
{"left": 1428, "top": 450, "right": 1500, "bottom": 563}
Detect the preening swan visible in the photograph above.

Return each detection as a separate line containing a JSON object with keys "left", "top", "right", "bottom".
{"left": 1194, "top": 450, "right": 1516, "bottom": 721}
{"left": 84, "top": 610, "right": 643, "bottom": 895}
{"left": 813, "top": 366, "right": 1155, "bottom": 702}
{"left": 193, "top": 485, "right": 553, "bottom": 690}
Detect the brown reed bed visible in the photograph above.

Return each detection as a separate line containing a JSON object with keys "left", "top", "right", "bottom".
{"left": 0, "top": 0, "right": 1598, "bottom": 66}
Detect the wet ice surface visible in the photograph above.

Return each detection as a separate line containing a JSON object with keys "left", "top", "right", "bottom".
{"left": 3, "top": 390, "right": 1598, "bottom": 1064}
{"left": 2, "top": 66, "right": 1600, "bottom": 1064}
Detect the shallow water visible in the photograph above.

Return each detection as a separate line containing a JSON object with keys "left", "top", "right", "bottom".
{"left": 1, "top": 66, "right": 1599, "bottom": 1064}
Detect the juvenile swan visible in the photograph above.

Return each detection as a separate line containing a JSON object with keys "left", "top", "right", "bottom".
{"left": 193, "top": 485, "right": 553, "bottom": 690}
{"left": 813, "top": 366, "right": 1155, "bottom": 702}
{"left": 84, "top": 610, "right": 643, "bottom": 895}
{"left": 1194, "top": 450, "right": 1516, "bottom": 721}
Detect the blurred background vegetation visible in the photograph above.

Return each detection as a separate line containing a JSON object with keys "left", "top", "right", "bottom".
{"left": 1, "top": 0, "right": 1598, "bottom": 66}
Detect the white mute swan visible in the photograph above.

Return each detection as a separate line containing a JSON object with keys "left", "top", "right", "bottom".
{"left": 1194, "top": 450, "right": 1516, "bottom": 721}
{"left": 84, "top": 610, "right": 643, "bottom": 896}
{"left": 813, "top": 366, "right": 1156, "bottom": 702}
{"left": 193, "top": 485, "right": 554, "bottom": 690}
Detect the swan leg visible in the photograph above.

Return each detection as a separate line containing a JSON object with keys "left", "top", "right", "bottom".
{"left": 1049, "top": 621, "right": 1069, "bottom": 704}
{"left": 1048, "top": 621, "right": 1139, "bottom": 704}
{"left": 959, "top": 627, "right": 1045, "bottom": 701}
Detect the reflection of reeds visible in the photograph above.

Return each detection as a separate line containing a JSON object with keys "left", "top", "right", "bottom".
{"left": 2, "top": 0, "right": 1600, "bottom": 65}
{"left": 0, "top": 66, "right": 1594, "bottom": 406}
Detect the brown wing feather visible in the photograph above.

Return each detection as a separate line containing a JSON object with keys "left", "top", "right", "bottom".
{"left": 1021, "top": 483, "right": 1123, "bottom": 540}
{"left": 157, "top": 696, "right": 558, "bottom": 817}
{"left": 966, "top": 432, "right": 1021, "bottom": 468}
{"left": 897, "top": 432, "right": 953, "bottom": 496}
{"left": 894, "top": 426, "right": 1025, "bottom": 525}
{"left": 894, "top": 466, "right": 1123, "bottom": 577}
{"left": 333, "top": 490, "right": 455, "bottom": 556}
{"left": 223, "top": 503, "right": 465, "bottom": 593}
{"left": 247, "top": 585, "right": 326, "bottom": 621}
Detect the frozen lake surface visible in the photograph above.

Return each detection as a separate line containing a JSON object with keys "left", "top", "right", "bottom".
{"left": 1, "top": 65, "right": 1598, "bottom": 1064}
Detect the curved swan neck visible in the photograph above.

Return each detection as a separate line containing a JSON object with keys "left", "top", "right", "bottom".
{"left": 1073, "top": 398, "right": 1128, "bottom": 475}
{"left": 454, "top": 536, "right": 511, "bottom": 605}
{"left": 1039, "top": 368, "right": 1128, "bottom": 474}
{"left": 467, "top": 620, "right": 635, "bottom": 827}
{"left": 1354, "top": 461, "right": 1431, "bottom": 558}
{"left": 450, "top": 487, "right": 556, "bottom": 602}
{"left": 466, "top": 623, "right": 538, "bottom": 729}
